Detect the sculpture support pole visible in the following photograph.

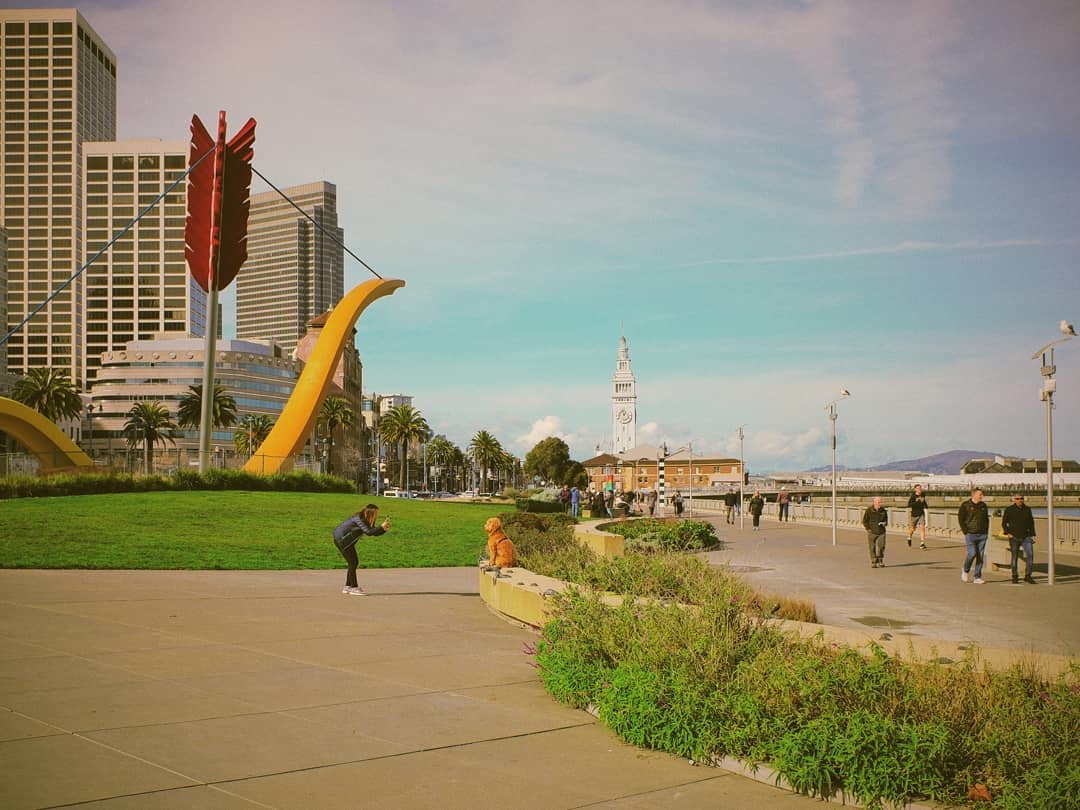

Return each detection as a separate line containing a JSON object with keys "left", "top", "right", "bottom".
{"left": 198, "top": 285, "right": 219, "bottom": 472}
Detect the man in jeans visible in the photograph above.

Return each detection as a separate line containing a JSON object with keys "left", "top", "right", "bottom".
{"left": 1001, "top": 493, "right": 1037, "bottom": 584}
{"left": 862, "top": 496, "right": 888, "bottom": 568}
{"left": 957, "top": 487, "right": 989, "bottom": 584}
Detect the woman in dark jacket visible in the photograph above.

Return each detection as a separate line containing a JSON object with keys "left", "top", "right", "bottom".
{"left": 333, "top": 504, "right": 390, "bottom": 595}
{"left": 749, "top": 492, "right": 765, "bottom": 531}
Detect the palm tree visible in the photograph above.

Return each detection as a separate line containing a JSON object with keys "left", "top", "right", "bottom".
{"left": 177, "top": 384, "right": 238, "bottom": 432}
{"left": 427, "top": 436, "right": 458, "bottom": 492}
{"left": 468, "top": 430, "right": 503, "bottom": 494}
{"left": 377, "top": 404, "right": 430, "bottom": 489}
{"left": 11, "top": 367, "right": 84, "bottom": 423}
{"left": 318, "top": 396, "right": 354, "bottom": 475}
{"left": 122, "top": 402, "right": 178, "bottom": 475}
{"left": 235, "top": 413, "right": 275, "bottom": 455}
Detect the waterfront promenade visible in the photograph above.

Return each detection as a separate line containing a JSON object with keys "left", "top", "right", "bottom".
{"left": 1, "top": 519, "right": 1076, "bottom": 809}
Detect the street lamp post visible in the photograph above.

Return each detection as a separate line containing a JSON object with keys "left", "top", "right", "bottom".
{"left": 826, "top": 389, "right": 851, "bottom": 547}
{"left": 84, "top": 402, "right": 97, "bottom": 459}
{"left": 1032, "top": 320, "right": 1074, "bottom": 586}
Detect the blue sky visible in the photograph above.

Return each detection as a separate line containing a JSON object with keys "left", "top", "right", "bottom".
{"left": 25, "top": 0, "right": 1080, "bottom": 469}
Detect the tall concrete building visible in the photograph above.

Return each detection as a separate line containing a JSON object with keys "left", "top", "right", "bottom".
{"left": 0, "top": 9, "right": 117, "bottom": 384}
{"left": 236, "top": 181, "right": 344, "bottom": 355}
{"left": 81, "top": 139, "right": 205, "bottom": 387}
{"left": 611, "top": 335, "right": 637, "bottom": 454}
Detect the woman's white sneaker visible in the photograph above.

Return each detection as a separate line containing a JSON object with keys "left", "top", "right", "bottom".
{"left": 342, "top": 586, "right": 367, "bottom": 596}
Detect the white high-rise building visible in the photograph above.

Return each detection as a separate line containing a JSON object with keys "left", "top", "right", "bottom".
{"left": 236, "top": 181, "right": 344, "bottom": 355}
{"left": 0, "top": 8, "right": 117, "bottom": 384}
{"left": 81, "top": 139, "right": 206, "bottom": 387}
{"left": 611, "top": 335, "right": 637, "bottom": 454}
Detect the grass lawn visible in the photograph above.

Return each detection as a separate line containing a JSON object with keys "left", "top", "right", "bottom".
{"left": 1, "top": 492, "right": 504, "bottom": 569}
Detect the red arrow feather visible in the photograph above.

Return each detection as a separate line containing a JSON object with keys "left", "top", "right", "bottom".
{"left": 184, "top": 111, "right": 256, "bottom": 292}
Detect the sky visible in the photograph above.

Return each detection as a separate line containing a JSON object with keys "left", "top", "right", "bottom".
{"left": 18, "top": 0, "right": 1080, "bottom": 471}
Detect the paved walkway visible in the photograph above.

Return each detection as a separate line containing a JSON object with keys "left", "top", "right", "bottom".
{"left": 1, "top": 519, "right": 1076, "bottom": 809}
{"left": 702, "top": 516, "right": 1080, "bottom": 657}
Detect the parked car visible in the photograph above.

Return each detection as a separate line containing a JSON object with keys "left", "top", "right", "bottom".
{"left": 382, "top": 489, "right": 413, "bottom": 498}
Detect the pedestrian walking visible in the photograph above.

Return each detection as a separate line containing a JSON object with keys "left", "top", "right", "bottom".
{"left": 1001, "top": 493, "right": 1037, "bottom": 584}
{"left": 570, "top": 485, "right": 580, "bottom": 518}
{"left": 749, "top": 491, "right": 764, "bottom": 530}
{"left": 333, "top": 504, "right": 391, "bottom": 595}
{"left": 777, "top": 487, "right": 791, "bottom": 521}
{"left": 724, "top": 487, "right": 737, "bottom": 524}
{"left": 647, "top": 488, "right": 657, "bottom": 516}
{"left": 907, "top": 484, "right": 929, "bottom": 548}
{"left": 862, "top": 496, "right": 888, "bottom": 568}
{"left": 958, "top": 487, "right": 989, "bottom": 584}
{"left": 673, "top": 490, "right": 684, "bottom": 517}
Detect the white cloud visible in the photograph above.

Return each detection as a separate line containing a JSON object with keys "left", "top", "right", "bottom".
{"left": 515, "top": 415, "right": 576, "bottom": 449}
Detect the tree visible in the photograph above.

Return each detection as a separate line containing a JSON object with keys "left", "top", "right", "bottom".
{"left": 318, "top": 396, "right": 354, "bottom": 474}
{"left": 564, "top": 460, "right": 589, "bottom": 490}
{"left": 468, "top": 430, "right": 503, "bottom": 494}
{"left": 427, "top": 436, "right": 458, "bottom": 492}
{"left": 377, "top": 404, "right": 430, "bottom": 489}
{"left": 523, "top": 436, "right": 572, "bottom": 485}
{"left": 122, "top": 402, "right": 178, "bottom": 475}
{"left": 11, "top": 367, "right": 84, "bottom": 423}
{"left": 235, "top": 413, "right": 275, "bottom": 455}
{"left": 177, "top": 384, "right": 238, "bottom": 431}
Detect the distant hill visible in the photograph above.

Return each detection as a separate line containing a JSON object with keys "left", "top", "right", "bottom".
{"left": 868, "top": 450, "right": 1002, "bottom": 475}
{"left": 806, "top": 450, "right": 1002, "bottom": 475}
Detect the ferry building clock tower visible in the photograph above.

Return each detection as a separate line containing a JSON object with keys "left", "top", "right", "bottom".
{"left": 611, "top": 335, "right": 637, "bottom": 453}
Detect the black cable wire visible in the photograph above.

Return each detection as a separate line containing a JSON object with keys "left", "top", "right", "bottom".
{"left": 0, "top": 146, "right": 218, "bottom": 348}
{"left": 250, "top": 165, "right": 383, "bottom": 280}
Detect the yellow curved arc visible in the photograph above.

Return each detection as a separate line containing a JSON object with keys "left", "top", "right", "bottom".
{"left": 243, "top": 277, "right": 405, "bottom": 475}
{"left": 0, "top": 397, "right": 94, "bottom": 474}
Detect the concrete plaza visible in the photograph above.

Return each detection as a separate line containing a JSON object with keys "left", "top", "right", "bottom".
{"left": 1, "top": 518, "right": 1076, "bottom": 809}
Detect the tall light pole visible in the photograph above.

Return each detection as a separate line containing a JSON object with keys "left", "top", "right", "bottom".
{"left": 826, "top": 389, "right": 850, "bottom": 547}
{"left": 1032, "top": 320, "right": 1074, "bottom": 586}
{"left": 737, "top": 425, "right": 746, "bottom": 530}
{"left": 84, "top": 402, "right": 97, "bottom": 459}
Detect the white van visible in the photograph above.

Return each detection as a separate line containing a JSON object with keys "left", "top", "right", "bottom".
{"left": 382, "top": 489, "right": 413, "bottom": 498}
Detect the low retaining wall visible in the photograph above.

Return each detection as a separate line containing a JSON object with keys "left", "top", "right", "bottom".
{"left": 573, "top": 519, "right": 625, "bottom": 557}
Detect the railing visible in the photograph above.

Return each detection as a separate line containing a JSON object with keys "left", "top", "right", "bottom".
{"left": 679, "top": 497, "right": 1079, "bottom": 550}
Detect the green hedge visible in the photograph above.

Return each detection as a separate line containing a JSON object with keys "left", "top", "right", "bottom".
{"left": 0, "top": 469, "right": 355, "bottom": 499}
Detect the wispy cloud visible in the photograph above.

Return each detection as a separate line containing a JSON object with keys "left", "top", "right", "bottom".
{"left": 672, "top": 238, "right": 1080, "bottom": 268}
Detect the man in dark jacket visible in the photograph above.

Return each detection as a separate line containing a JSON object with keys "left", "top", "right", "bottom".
{"left": 957, "top": 487, "right": 989, "bottom": 584}
{"left": 1001, "top": 493, "right": 1037, "bottom": 584}
{"left": 906, "top": 484, "right": 929, "bottom": 549}
{"left": 724, "top": 488, "right": 737, "bottom": 524}
{"left": 862, "top": 496, "right": 889, "bottom": 568}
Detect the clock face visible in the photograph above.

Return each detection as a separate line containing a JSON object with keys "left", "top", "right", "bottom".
{"left": 617, "top": 407, "right": 632, "bottom": 424}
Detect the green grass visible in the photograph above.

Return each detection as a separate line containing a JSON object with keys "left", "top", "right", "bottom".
{"left": 0, "top": 492, "right": 502, "bottom": 569}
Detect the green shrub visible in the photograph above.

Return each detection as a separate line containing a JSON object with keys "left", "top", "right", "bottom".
{"left": 611, "top": 518, "right": 718, "bottom": 552}
{"left": 0, "top": 469, "right": 354, "bottom": 499}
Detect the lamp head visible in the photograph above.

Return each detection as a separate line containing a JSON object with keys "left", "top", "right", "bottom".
{"left": 1061, "top": 320, "right": 1077, "bottom": 337}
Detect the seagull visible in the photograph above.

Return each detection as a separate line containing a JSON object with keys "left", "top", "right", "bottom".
{"left": 840, "top": 388, "right": 851, "bottom": 397}
{"left": 1062, "top": 320, "right": 1077, "bottom": 337}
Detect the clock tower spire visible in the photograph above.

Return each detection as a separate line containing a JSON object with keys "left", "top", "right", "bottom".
{"left": 612, "top": 335, "right": 637, "bottom": 453}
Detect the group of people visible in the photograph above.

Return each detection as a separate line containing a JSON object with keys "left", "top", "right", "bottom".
{"left": 862, "top": 485, "right": 1037, "bottom": 584}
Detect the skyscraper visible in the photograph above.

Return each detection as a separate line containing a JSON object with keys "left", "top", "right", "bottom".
{"left": 0, "top": 8, "right": 117, "bottom": 384}
{"left": 81, "top": 139, "right": 205, "bottom": 387}
{"left": 611, "top": 335, "right": 637, "bottom": 454}
{"left": 236, "top": 181, "right": 344, "bottom": 355}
